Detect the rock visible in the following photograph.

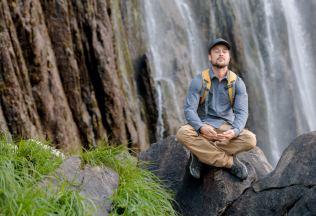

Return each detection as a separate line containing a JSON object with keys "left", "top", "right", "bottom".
{"left": 138, "top": 135, "right": 273, "bottom": 216}
{"left": 139, "top": 135, "right": 191, "bottom": 194}
{"left": 0, "top": 2, "right": 43, "bottom": 140}
{"left": 0, "top": 0, "right": 150, "bottom": 152}
{"left": 224, "top": 131, "right": 316, "bottom": 216}
{"left": 41, "top": 156, "right": 119, "bottom": 215}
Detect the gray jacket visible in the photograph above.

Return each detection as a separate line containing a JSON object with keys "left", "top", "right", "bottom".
{"left": 184, "top": 68, "right": 248, "bottom": 138}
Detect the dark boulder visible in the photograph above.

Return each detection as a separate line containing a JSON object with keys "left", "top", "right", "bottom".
{"left": 224, "top": 131, "right": 316, "bottom": 216}
{"left": 138, "top": 135, "right": 273, "bottom": 215}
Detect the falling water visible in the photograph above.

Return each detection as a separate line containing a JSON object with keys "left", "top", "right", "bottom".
{"left": 175, "top": 0, "right": 209, "bottom": 73}
{"left": 240, "top": 1, "right": 280, "bottom": 164}
{"left": 156, "top": 83, "right": 165, "bottom": 140}
{"left": 143, "top": 0, "right": 166, "bottom": 141}
{"left": 141, "top": 0, "right": 316, "bottom": 165}
{"left": 143, "top": 0, "right": 192, "bottom": 141}
{"left": 209, "top": 1, "right": 217, "bottom": 40}
{"left": 281, "top": 0, "right": 316, "bottom": 132}
{"left": 261, "top": 0, "right": 282, "bottom": 164}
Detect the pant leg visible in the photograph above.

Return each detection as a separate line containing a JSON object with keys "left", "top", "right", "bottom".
{"left": 215, "top": 121, "right": 257, "bottom": 156}
{"left": 176, "top": 123, "right": 233, "bottom": 168}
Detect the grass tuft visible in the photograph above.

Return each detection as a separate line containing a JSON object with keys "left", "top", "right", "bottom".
{"left": 0, "top": 135, "right": 178, "bottom": 215}
{"left": 81, "top": 143, "right": 178, "bottom": 216}
{"left": 0, "top": 137, "right": 89, "bottom": 215}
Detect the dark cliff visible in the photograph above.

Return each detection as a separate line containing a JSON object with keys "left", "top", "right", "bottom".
{"left": 0, "top": 0, "right": 152, "bottom": 152}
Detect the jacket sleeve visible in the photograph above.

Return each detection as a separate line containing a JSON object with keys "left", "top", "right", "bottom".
{"left": 184, "top": 74, "right": 205, "bottom": 131}
{"left": 231, "top": 77, "right": 248, "bottom": 137}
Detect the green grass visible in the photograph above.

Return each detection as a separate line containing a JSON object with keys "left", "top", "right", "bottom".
{"left": 0, "top": 137, "right": 90, "bottom": 215}
{"left": 81, "top": 144, "right": 178, "bottom": 216}
{"left": 0, "top": 135, "right": 178, "bottom": 216}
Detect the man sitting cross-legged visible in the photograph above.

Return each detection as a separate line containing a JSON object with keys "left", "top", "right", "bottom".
{"left": 176, "top": 38, "right": 256, "bottom": 180}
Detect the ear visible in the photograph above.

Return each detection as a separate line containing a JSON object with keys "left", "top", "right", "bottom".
{"left": 208, "top": 54, "right": 212, "bottom": 62}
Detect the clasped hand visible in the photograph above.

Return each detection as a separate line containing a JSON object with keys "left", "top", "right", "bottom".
{"left": 199, "top": 126, "right": 235, "bottom": 141}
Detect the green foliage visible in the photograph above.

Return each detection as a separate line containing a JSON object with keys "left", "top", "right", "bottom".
{"left": 81, "top": 144, "right": 179, "bottom": 216}
{"left": 0, "top": 137, "right": 89, "bottom": 215}
{"left": 0, "top": 135, "right": 178, "bottom": 216}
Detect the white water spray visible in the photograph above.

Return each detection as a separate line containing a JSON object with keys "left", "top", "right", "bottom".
{"left": 143, "top": 0, "right": 187, "bottom": 140}
{"left": 175, "top": 0, "right": 208, "bottom": 73}
{"left": 281, "top": 0, "right": 316, "bottom": 132}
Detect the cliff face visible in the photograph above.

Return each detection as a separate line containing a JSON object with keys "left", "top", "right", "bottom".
{"left": 0, "top": 0, "right": 151, "bottom": 152}
{"left": 1, "top": 0, "right": 315, "bottom": 164}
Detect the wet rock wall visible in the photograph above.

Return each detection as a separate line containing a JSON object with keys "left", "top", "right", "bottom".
{"left": 0, "top": 0, "right": 152, "bottom": 152}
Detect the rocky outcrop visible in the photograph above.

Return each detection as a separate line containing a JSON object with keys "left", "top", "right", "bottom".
{"left": 41, "top": 156, "right": 119, "bottom": 215}
{"left": 138, "top": 135, "right": 273, "bottom": 216}
{"left": 224, "top": 131, "right": 316, "bottom": 215}
{"left": 0, "top": 0, "right": 151, "bottom": 152}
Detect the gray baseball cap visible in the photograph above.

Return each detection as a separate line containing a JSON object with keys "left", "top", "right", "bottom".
{"left": 208, "top": 38, "right": 231, "bottom": 51}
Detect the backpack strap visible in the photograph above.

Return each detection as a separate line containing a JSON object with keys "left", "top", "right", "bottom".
{"left": 199, "top": 69, "right": 237, "bottom": 116}
{"left": 200, "top": 69, "right": 211, "bottom": 117}
{"left": 200, "top": 69, "right": 211, "bottom": 104}
{"left": 227, "top": 70, "right": 237, "bottom": 105}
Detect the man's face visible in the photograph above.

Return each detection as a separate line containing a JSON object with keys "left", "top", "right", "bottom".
{"left": 208, "top": 44, "right": 230, "bottom": 68}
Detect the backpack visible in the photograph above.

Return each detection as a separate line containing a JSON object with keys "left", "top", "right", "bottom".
{"left": 200, "top": 69, "right": 237, "bottom": 116}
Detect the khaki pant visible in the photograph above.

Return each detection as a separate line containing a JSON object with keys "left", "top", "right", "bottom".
{"left": 176, "top": 121, "right": 256, "bottom": 168}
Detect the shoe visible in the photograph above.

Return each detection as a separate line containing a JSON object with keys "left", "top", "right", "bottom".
{"left": 230, "top": 155, "right": 248, "bottom": 180}
{"left": 189, "top": 152, "right": 202, "bottom": 179}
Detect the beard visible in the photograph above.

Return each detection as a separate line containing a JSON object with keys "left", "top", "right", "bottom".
{"left": 211, "top": 60, "right": 229, "bottom": 68}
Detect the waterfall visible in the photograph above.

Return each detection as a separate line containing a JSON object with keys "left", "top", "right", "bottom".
{"left": 281, "top": 0, "right": 316, "bottom": 132}
{"left": 143, "top": 0, "right": 204, "bottom": 141}
{"left": 221, "top": 0, "right": 281, "bottom": 166}
{"left": 229, "top": 0, "right": 316, "bottom": 166}
{"left": 156, "top": 83, "right": 165, "bottom": 140}
{"left": 174, "top": 0, "right": 209, "bottom": 73}
{"left": 143, "top": 0, "right": 181, "bottom": 140}
{"left": 261, "top": 0, "right": 281, "bottom": 164}
{"left": 209, "top": 0, "right": 217, "bottom": 40}
{"left": 140, "top": 0, "right": 316, "bottom": 165}
{"left": 143, "top": 0, "right": 164, "bottom": 140}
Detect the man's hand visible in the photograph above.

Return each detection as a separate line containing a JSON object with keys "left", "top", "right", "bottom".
{"left": 199, "top": 126, "right": 219, "bottom": 140}
{"left": 217, "top": 130, "right": 235, "bottom": 141}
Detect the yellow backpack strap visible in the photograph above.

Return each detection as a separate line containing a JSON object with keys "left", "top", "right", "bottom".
{"left": 200, "top": 69, "right": 212, "bottom": 117}
{"left": 228, "top": 70, "right": 237, "bottom": 105}
{"left": 200, "top": 69, "right": 211, "bottom": 104}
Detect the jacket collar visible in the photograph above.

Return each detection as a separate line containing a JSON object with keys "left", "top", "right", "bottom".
{"left": 209, "top": 67, "right": 229, "bottom": 81}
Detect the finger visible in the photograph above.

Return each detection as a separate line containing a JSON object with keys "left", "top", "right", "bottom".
{"left": 210, "top": 130, "right": 217, "bottom": 136}
{"left": 202, "top": 134, "right": 212, "bottom": 139}
{"left": 217, "top": 134, "right": 227, "bottom": 138}
{"left": 218, "top": 134, "right": 230, "bottom": 140}
{"left": 208, "top": 135, "right": 218, "bottom": 139}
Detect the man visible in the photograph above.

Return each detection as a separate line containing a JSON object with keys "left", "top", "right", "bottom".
{"left": 176, "top": 38, "right": 256, "bottom": 180}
